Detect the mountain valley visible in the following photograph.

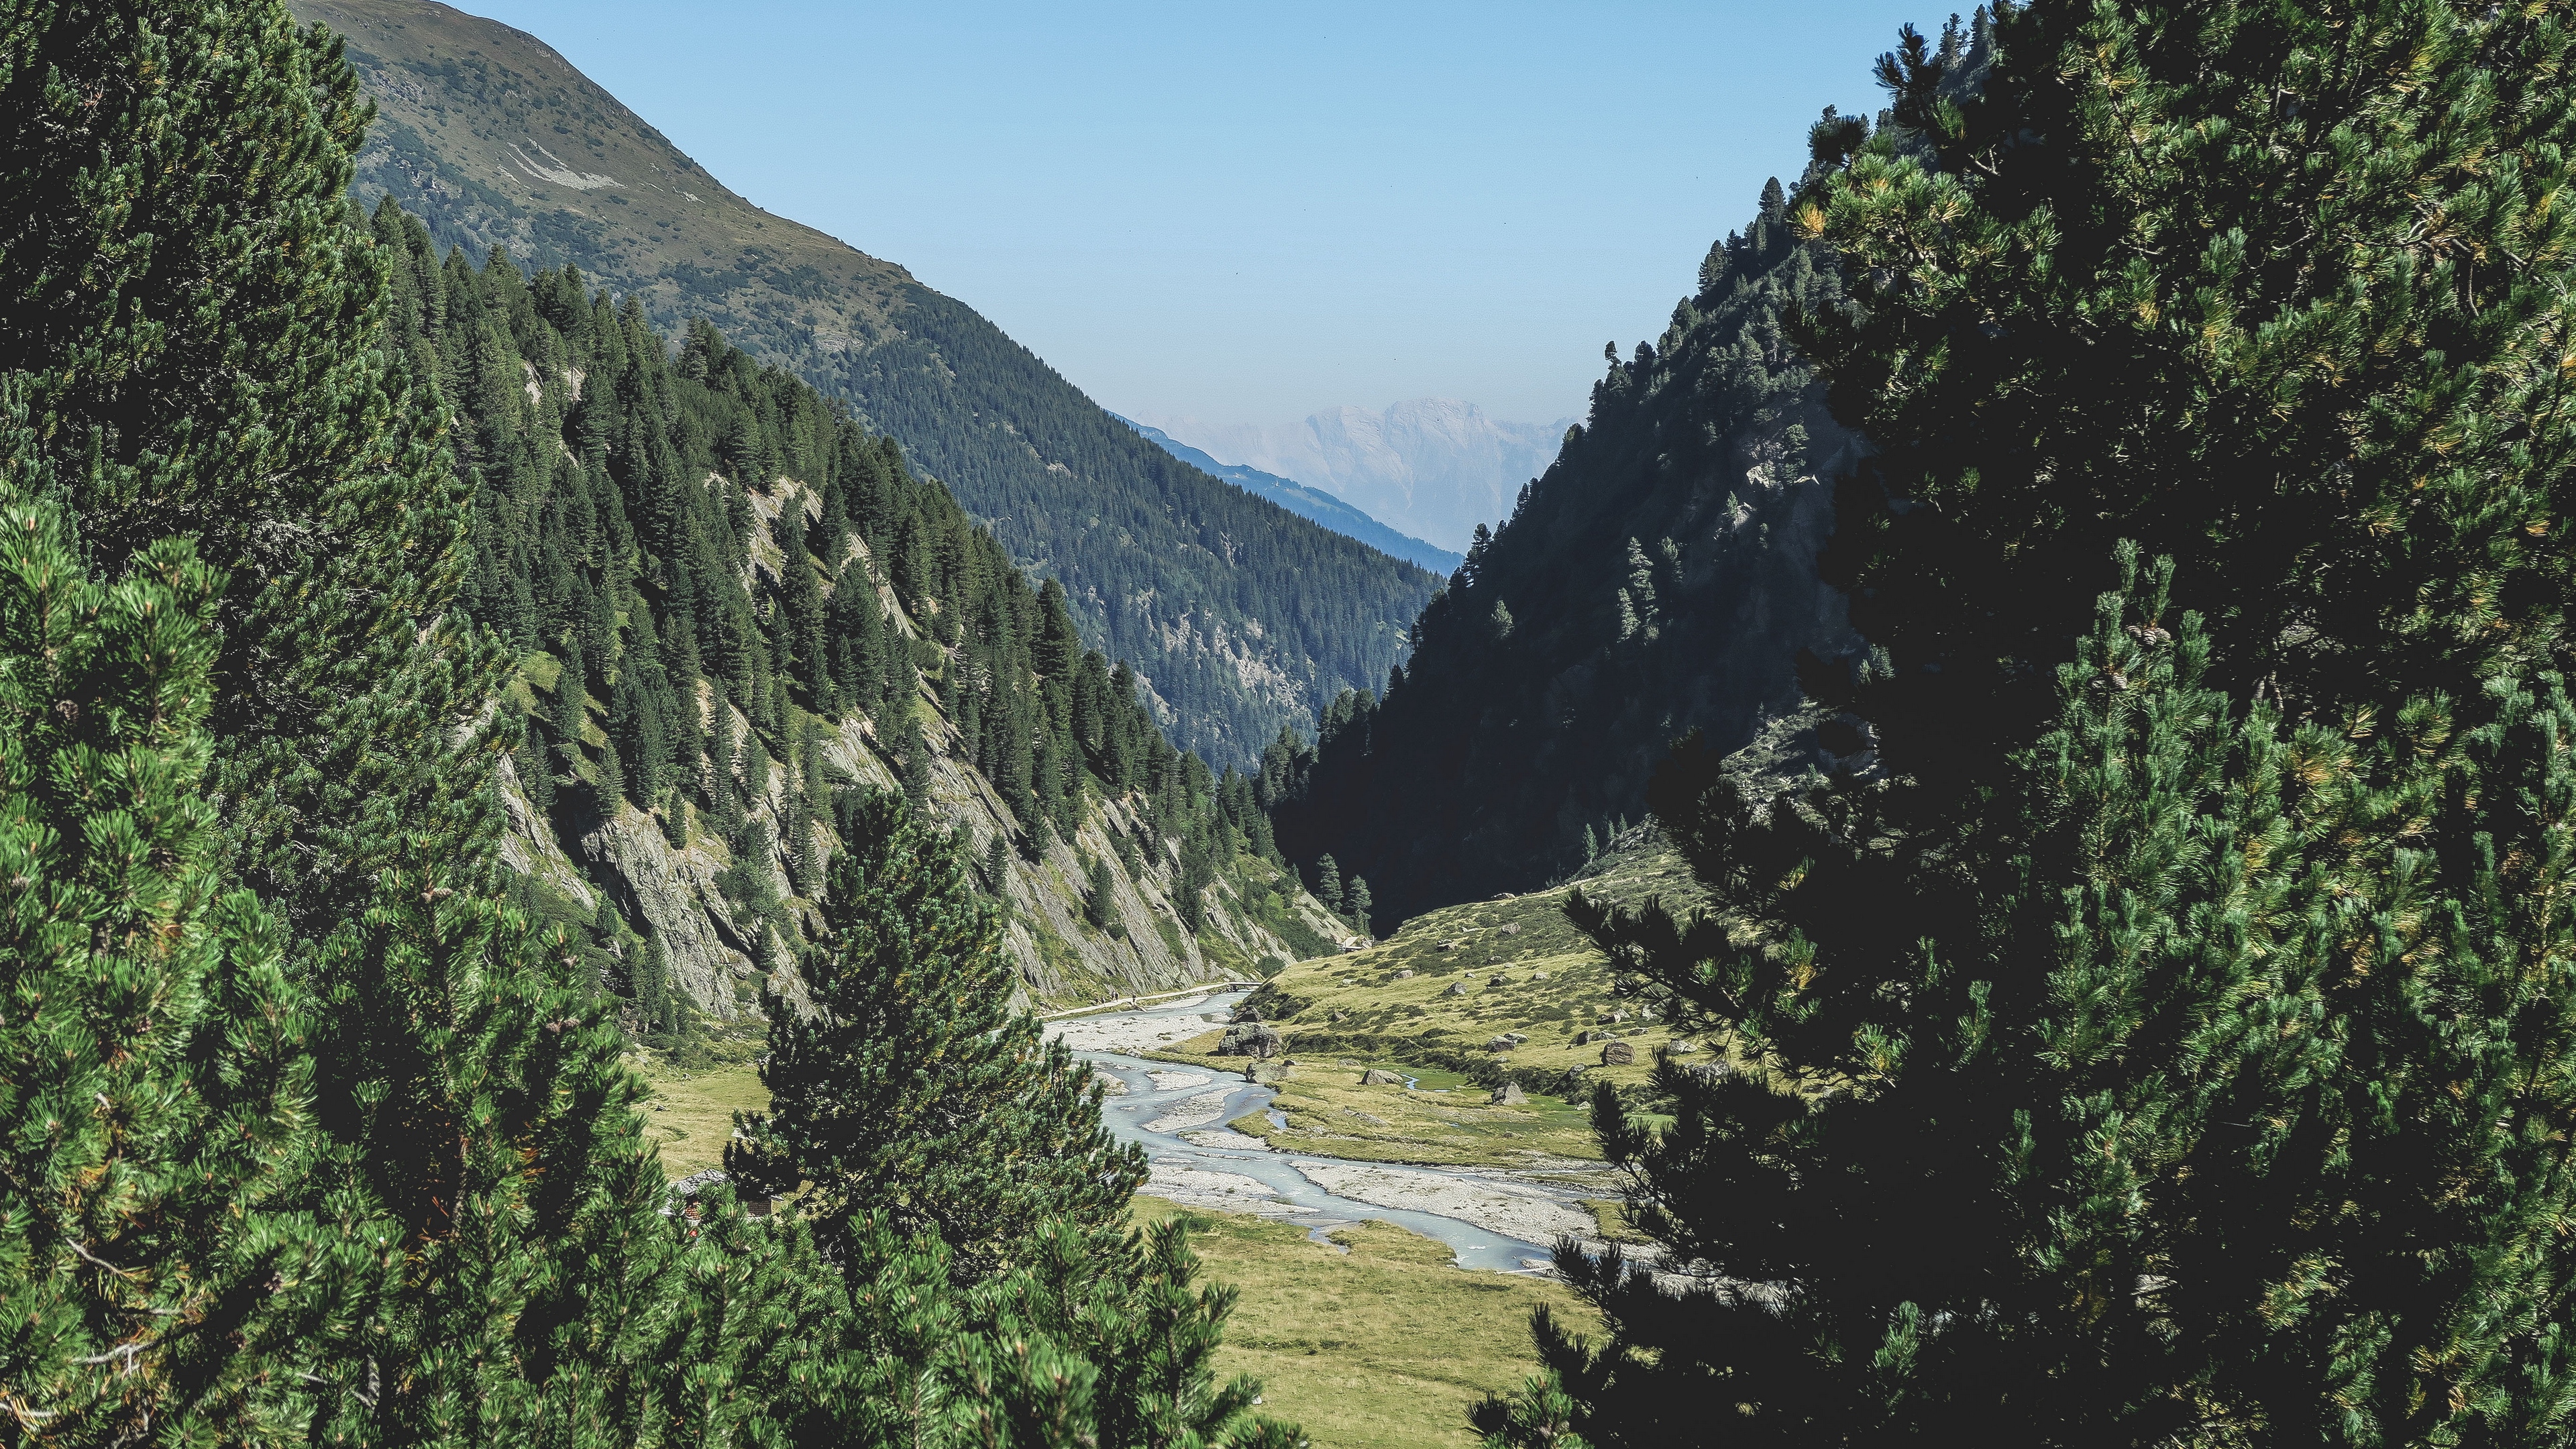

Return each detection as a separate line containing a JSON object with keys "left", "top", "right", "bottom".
{"left": 15, "top": 1, "right": 2569, "bottom": 1444}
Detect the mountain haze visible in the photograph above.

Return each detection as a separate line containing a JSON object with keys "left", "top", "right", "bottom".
{"left": 290, "top": 0, "right": 1438, "bottom": 765}
{"left": 1147, "top": 399, "right": 1576, "bottom": 553}
{"left": 1115, "top": 417, "right": 1462, "bottom": 574}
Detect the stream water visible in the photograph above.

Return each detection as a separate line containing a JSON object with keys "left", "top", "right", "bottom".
{"left": 1053, "top": 990, "right": 1581, "bottom": 1273}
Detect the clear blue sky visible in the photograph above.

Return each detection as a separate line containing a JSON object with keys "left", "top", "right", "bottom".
{"left": 464, "top": 0, "right": 1933, "bottom": 430}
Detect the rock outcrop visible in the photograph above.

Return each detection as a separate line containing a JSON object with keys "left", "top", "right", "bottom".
{"left": 494, "top": 496, "right": 1348, "bottom": 1020}
{"left": 1214, "top": 1024, "right": 1285, "bottom": 1059}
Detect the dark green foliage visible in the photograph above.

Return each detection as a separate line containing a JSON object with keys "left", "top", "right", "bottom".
{"left": 1, "top": 0, "right": 508, "bottom": 965}
{"left": 323, "top": 0, "right": 1433, "bottom": 768}
{"left": 373, "top": 224, "right": 1291, "bottom": 1015}
{"left": 984, "top": 831, "right": 1012, "bottom": 894}
{"left": 1313, "top": 855, "right": 1342, "bottom": 916}
{"left": 729, "top": 788, "right": 1146, "bottom": 1283}
{"left": 2, "top": 3, "right": 685, "bottom": 1440}
{"left": 4, "top": 3, "right": 1299, "bottom": 1443}
{"left": 1267, "top": 140, "right": 1882, "bottom": 919}
{"left": 1793, "top": 0, "right": 2566, "bottom": 746}
{"left": 0, "top": 474, "right": 368, "bottom": 1442}
{"left": 1086, "top": 1220, "right": 1282, "bottom": 1449}
{"left": 301, "top": 861, "right": 674, "bottom": 1444}
{"left": 820, "top": 288, "right": 1439, "bottom": 766}
{"left": 1515, "top": 3, "right": 2576, "bottom": 1444}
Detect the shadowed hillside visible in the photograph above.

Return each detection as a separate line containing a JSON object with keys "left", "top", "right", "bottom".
{"left": 291, "top": 0, "right": 1440, "bottom": 765}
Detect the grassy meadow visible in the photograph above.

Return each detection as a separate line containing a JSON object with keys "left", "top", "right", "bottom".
{"left": 1134, "top": 1199, "right": 1596, "bottom": 1449}
{"left": 1144, "top": 837, "right": 1723, "bottom": 1166}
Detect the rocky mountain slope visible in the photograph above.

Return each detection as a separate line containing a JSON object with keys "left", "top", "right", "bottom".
{"left": 1116, "top": 417, "right": 1460, "bottom": 574}
{"left": 1144, "top": 399, "right": 1575, "bottom": 553}
{"left": 289, "top": 0, "right": 1439, "bottom": 766}
{"left": 1263, "top": 176, "right": 1869, "bottom": 921}
{"left": 364, "top": 207, "right": 1352, "bottom": 1026}
{"left": 496, "top": 517, "right": 1352, "bottom": 1022}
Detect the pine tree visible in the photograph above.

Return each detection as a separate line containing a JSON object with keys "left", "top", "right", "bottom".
{"left": 3, "top": 5, "right": 692, "bottom": 1438}
{"left": 1085, "top": 1220, "right": 1283, "bottom": 1449}
{"left": 1083, "top": 855, "right": 1118, "bottom": 933}
{"left": 1527, "top": 551, "right": 2576, "bottom": 1445}
{"left": 1344, "top": 877, "right": 1372, "bottom": 940}
{"left": 0, "top": 0, "right": 509, "bottom": 956}
{"left": 1313, "top": 855, "right": 1343, "bottom": 916}
{"left": 729, "top": 788, "right": 1146, "bottom": 1283}
{"left": 984, "top": 833, "right": 1012, "bottom": 896}
{"left": 0, "top": 470, "right": 371, "bottom": 1442}
{"left": 1510, "top": 0, "right": 2576, "bottom": 1440}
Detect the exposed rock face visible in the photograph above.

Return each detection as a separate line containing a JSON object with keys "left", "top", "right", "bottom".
{"left": 492, "top": 509, "right": 1349, "bottom": 1020}
{"left": 1490, "top": 1081, "right": 1528, "bottom": 1106}
{"left": 1599, "top": 1040, "right": 1637, "bottom": 1066}
{"left": 584, "top": 802, "right": 763, "bottom": 1016}
{"left": 1359, "top": 1068, "right": 1406, "bottom": 1085}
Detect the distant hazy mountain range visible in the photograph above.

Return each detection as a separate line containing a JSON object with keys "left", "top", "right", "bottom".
{"left": 1138, "top": 400, "right": 1576, "bottom": 553}
{"left": 1113, "top": 418, "right": 1462, "bottom": 575}
{"left": 288, "top": 0, "right": 1438, "bottom": 767}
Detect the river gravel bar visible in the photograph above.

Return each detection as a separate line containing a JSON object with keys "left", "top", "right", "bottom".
{"left": 1046, "top": 999, "right": 1227, "bottom": 1055}
{"left": 1291, "top": 1161, "right": 1595, "bottom": 1244}
{"left": 1143, "top": 1089, "right": 1238, "bottom": 1134}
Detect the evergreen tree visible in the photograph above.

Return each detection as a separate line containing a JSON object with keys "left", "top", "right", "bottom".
{"left": 0, "top": 474, "right": 370, "bottom": 1442}
{"left": 1084, "top": 854, "right": 1118, "bottom": 934}
{"left": 3, "top": 5, "right": 688, "bottom": 1438}
{"left": 1344, "top": 877, "right": 1372, "bottom": 939}
{"left": 1313, "top": 855, "right": 1343, "bottom": 916}
{"left": 985, "top": 833, "right": 1012, "bottom": 896}
{"left": 1086, "top": 1220, "right": 1287, "bottom": 1449}
{"left": 1507, "top": 1, "right": 2576, "bottom": 1442}
{"left": 0, "top": 0, "right": 508, "bottom": 957}
{"left": 729, "top": 788, "right": 1146, "bottom": 1283}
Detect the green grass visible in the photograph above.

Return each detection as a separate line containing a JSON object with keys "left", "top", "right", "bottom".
{"left": 1140, "top": 839, "right": 1746, "bottom": 1167}
{"left": 1159, "top": 1051, "right": 1603, "bottom": 1167}
{"left": 626, "top": 1055, "right": 1593, "bottom": 1448}
{"left": 1137, "top": 1199, "right": 1595, "bottom": 1449}
{"left": 630, "top": 1049, "right": 768, "bottom": 1178}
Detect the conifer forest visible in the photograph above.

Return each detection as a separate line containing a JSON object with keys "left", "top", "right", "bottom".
{"left": 6, "top": 0, "right": 2576, "bottom": 1446}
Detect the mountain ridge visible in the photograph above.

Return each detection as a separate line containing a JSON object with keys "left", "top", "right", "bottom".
{"left": 1143, "top": 399, "right": 1576, "bottom": 553}
{"left": 1263, "top": 180, "right": 1865, "bottom": 922}
{"left": 291, "top": 0, "right": 1438, "bottom": 766}
{"left": 1112, "top": 415, "right": 1462, "bottom": 574}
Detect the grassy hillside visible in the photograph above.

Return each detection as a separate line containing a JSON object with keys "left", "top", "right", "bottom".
{"left": 290, "top": 0, "right": 1440, "bottom": 765}
{"left": 1148, "top": 833, "right": 1717, "bottom": 1167}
